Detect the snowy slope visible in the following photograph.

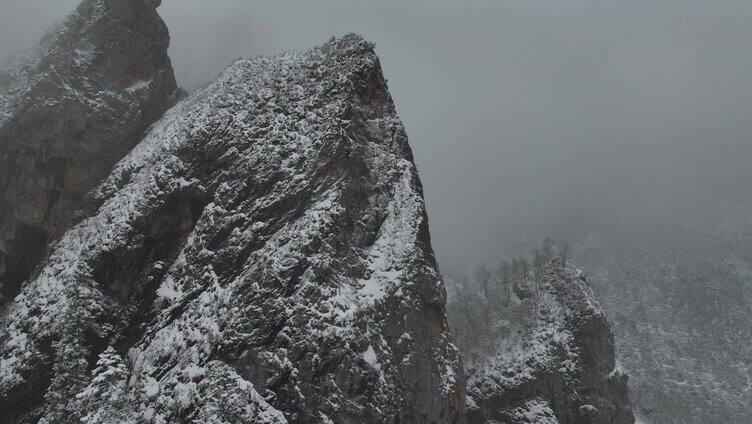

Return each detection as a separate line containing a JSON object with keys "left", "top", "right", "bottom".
{"left": 0, "top": 34, "right": 464, "bottom": 423}
{"left": 579, "top": 205, "right": 752, "bottom": 424}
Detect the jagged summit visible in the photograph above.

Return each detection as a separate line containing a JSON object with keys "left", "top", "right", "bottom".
{"left": 0, "top": 34, "right": 465, "bottom": 423}
{"left": 0, "top": 0, "right": 179, "bottom": 303}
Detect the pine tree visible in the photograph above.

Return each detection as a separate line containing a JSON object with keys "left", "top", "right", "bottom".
{"left": 38, "top": 289, "right": 91, "bottom": 424}
{"left": 77, "top": 346, "right": 131, "bottom": 424}
{"left": 40, "top": 334, "right": 88, "bottom": 424}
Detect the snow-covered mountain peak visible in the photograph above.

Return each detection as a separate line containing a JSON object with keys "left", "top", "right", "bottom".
{"left": 0, "top": 33, "right": 465, "bottom": 423}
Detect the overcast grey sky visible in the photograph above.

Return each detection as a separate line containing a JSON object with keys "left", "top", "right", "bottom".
{"left": 3, "top": 0, "right": 752, "bottom": 271}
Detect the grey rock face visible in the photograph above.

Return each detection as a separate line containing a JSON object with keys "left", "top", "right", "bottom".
{"left": 0, "top": 34, "right": 465, "bottom": 423}
{"left": 0, "top": 0, "right": 179, "bottom": 304}
{"left": 465, "top": 261, "right": 634, "bottom": 424}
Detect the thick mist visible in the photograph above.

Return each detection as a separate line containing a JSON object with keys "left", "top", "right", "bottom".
{"left": 4, "top": 0, "right": 752, "bottom": 272}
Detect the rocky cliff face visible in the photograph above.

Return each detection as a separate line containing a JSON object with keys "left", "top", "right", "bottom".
{"left": 0, "top": 29, "right": 465, "bottom": 423}
{"left": 0, "top": 0, "right": 179, "bottom": 303}
{"left": 461, "top": 261, "right": 634, "bottom": 424}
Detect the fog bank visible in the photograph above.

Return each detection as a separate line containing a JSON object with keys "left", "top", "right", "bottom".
{"left": 4, "top": 0, "right": 751, "bottom": 272}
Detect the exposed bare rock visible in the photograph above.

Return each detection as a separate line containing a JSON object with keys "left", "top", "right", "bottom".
{"left": 0, "top": 0, "right": 179, "bottom": 303}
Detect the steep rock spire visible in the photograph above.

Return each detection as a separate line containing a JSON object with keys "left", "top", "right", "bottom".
{"left": 0, "top": 34, "right": 465, "bottom": 423}
{"left": 0, "top": 0, "right": 179, "bottom": 304}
